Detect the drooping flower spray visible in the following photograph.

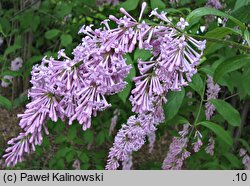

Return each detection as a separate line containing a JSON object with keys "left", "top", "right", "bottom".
{"left": 3, "top": 2, "right": 206, "bottom": 168}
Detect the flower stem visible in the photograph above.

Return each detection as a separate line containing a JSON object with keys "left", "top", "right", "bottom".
{"left": 194, "top": 78, "right": 206, "bottom": 126}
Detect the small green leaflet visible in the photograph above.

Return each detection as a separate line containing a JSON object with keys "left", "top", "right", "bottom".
{"left": 188, "top": 73, "right": 204, "bottom": 97}
{"left": 165, "top": 88, "right": 185, "bottom": 121}
{"left": 0, "top": 95, "right": 12, "bottom": 110}
{"left": 45, "top": 29, "right": 60, "bottom": 39}
{"left": 213, "top": 55, "right": 250, "bottom": 82}
{"left": 210, "top": 99, "right": 241, "bottom": 127}
{"left": 200, "top": 121, "right": 233, "bottom": 146}
{"left": 186, "top": 7, "right": 245, "bottom": 30}
{"left": 119, "top": 0, "right": 140, "bottom": 11}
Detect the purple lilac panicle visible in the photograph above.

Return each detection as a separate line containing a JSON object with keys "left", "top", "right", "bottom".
{"left": 205, "top": 136, "right": 215, "bottom": 156}
{"left": 106, "top": 4, "right": 205, "bottom": 170}
{"left": 205, "top": 75, "right": 220, "bottom": 120}
{"left": 192, "top": 131, "right": 203, "bottom": 152}
{"left": 162, "top": 124, "right": 191, "bottom": 170}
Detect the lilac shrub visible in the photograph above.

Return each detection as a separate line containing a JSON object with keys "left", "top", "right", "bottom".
{"left": 2, "top": 2, "right": 206, "bottom": 168}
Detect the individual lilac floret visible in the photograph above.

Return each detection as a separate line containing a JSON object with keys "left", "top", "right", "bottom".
{"left": 109, "top": 109, "right": 120, "bottom": 135}
{"left": 206, "top": 0, "right": 222, "bottom": 9}
{"left": 72, "top": 159, "right": 81, "bottom": 170}
{"left": 205, "top": 75, "right": 220, "bottom": 120}
{"left": 177, "top": 18, "right": 189, "bottom": 30}
{"left": 205, "top": 137, "right": 215, "bottom": 156}
{"left": 162, "top": 124, "right": 191, "bottom": 170}
{"left": 122, "top": 153, "right": 133, "bottom": 170}
{"left": 239, "top": 148, "right": 250, "bottom": 170}
{"left": 11, "top": 57, "right": 23, "bottom": 71}
{"left": 1, "top": 75, "right": 13, "bottom": 87}
{"left": 239, "top": 148, "right": 247, "bottom": 157}
{"left": 0, "top": 37, "right": 3, "bottom": 46}
{"left": 192, "top": 130, "right": 203, "bottom": 152}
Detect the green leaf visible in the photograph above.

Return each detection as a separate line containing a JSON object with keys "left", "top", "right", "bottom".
{"left": 2, "top": 70, "right": 21, "bottom": 77}
{"left": 55, "top": 3, "right": 72, "bottom": 18}
{"left": 210, "top": 99, "right": 241, "bottom": 127}
{"left": 68, "top": 125, "right": 77, "bottom": 140}
{"left": 204, "top": 27, "right": 242, "bottom": 55}
{"left": 233, "top": 4, "right": 250, "bottom": 23}
{"left": 56, "top": 147, "right": 71, "bottom": 158}
{"left": 96, "top": 131, "right": 105, "bottom": 146}
{"left": 237, "top": 138, "right": 250, "bottom": 153}
{"left": 25, "top": 55, "right": 43, "bottom": 67}
{"left": 82, "top": 0, "right": 97, "bottom": 8}
{"left": 4, "top": 44, "right": 21, "bottom": 56}
{"left": 150, "top": 0, "right": 165, "bottom": 10}
{"left": 188, "top": 73, "right": 204, "bottom": 96}
{"left": 119, "top": 0, "right": 140, "bottom": 11}
{"left": 83, "top": 129, "right": 94, "bottom": 144}
{"left": 55, "top": 136, "right": 67, "bottom": 144}
{"left": 200, "top": 121, "right": 233, "bottom": 146}
{"left": 234, "top": 0, "right": 250, "bottom": 10}
{"left": 223, "top": 153, "right": 241, "bottom": 168}
{"left": 66, "top": 150, "right": 76, "bottom": 163}
{"left": 0, "top": 17, "right": 11, "bottom": 35}
{"left": 56, "top": 158, "right": 65, "bottom": 169}
{"left": 214, "top": 55, "right": 250, "bottom": 82}
{"left": 31, "top": 15, "right": 40, "bottom": 31}
{"left": 186, "top": 7, "right": 245, "bottom": 30}
{"left": 118, "top": 54, "right": 135, "bottom": 103}
{"left": 45, "top": 29, "right": 60, "bottom": 39}
{"left": 54, "top": 119, "right": 65, "bottom": 133}
{"left": 60, "top": 34, "right": 72, "bottom": 47}
{"left": 79, "top": 153, "right": 89, "bottom": 163}
{"left": 134, "top": 48, "right": 152, "bottom": 61}
{"left": 13, "top": 95, "right": 28, "bottom": 108}
{"left": 165, "top": 88, "right": 185, "bottom": 121}
{"left": 0, "top": 95, "right": 12, "bottom": 110}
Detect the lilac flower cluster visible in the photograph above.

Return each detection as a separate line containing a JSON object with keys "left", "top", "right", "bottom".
{"left": 239, "top": 148, "right": 250, "bottom": 170}
{"left": 205, "top": 136, "right": 215, "bottom": 156}
{"left": 192, "top": 130, "right": 203, "bottom": 153}
{"left": 3, "top": 2, "right": 205, "bottom": 167}
{"left": 162, "top": 124, "right": 191, "bottom": 170}
{"left": 11, "top": 57, "right": 23, "bottom": 71}
{"left": 205, "top": 75, "right": 220, "bottom": 120}
{"left": 106, "top": 4, "right": 205, "bottom": 170}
